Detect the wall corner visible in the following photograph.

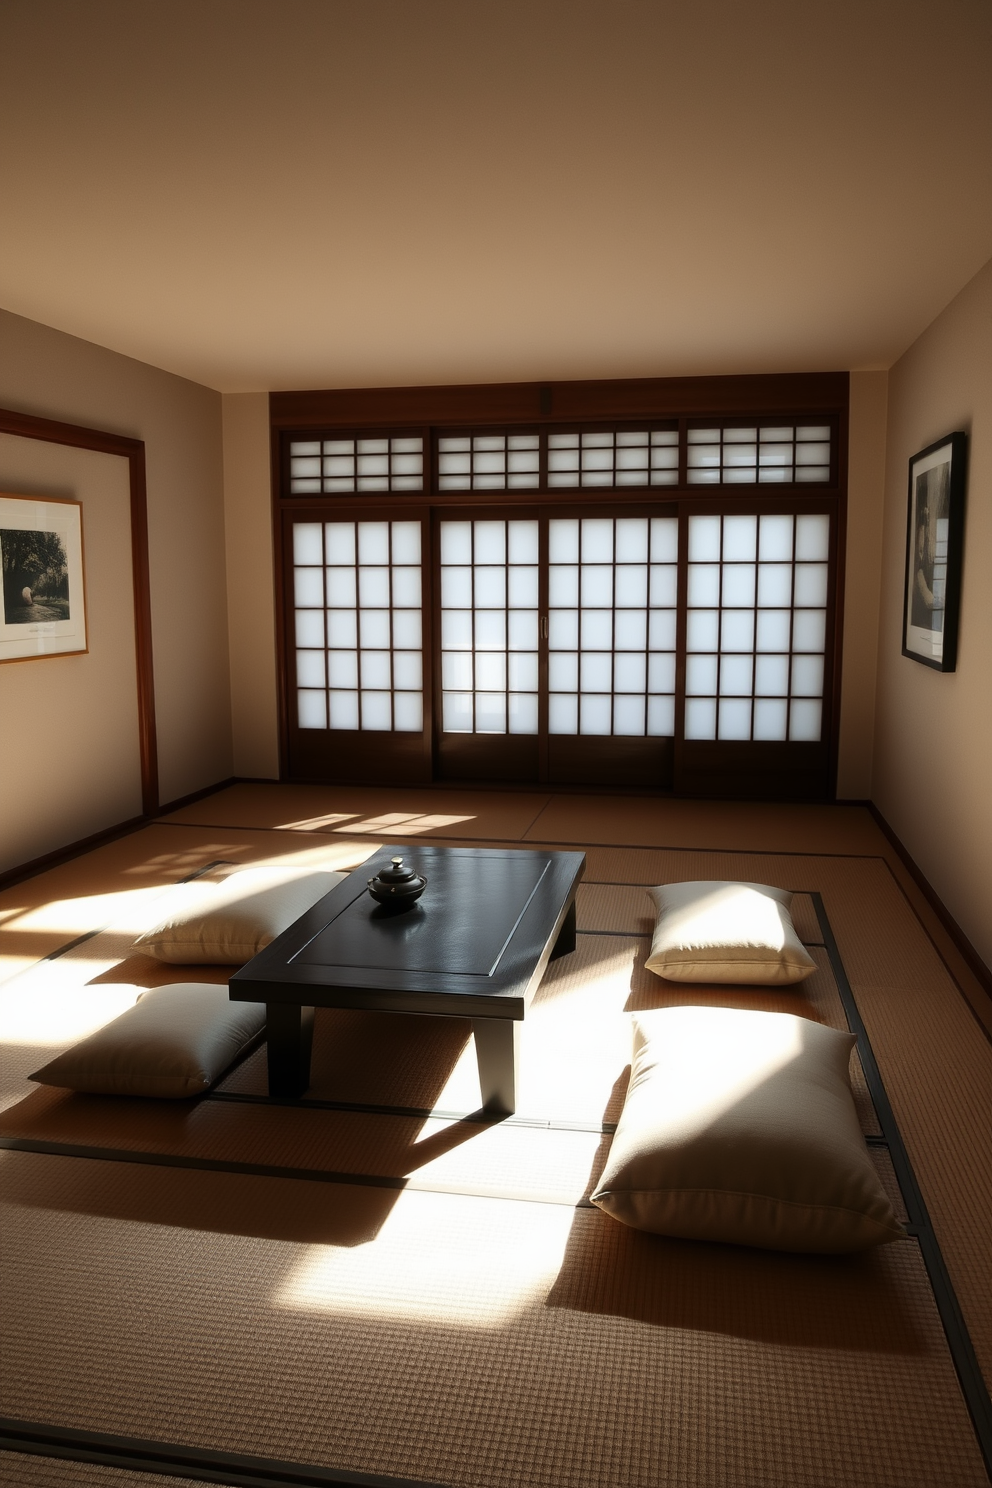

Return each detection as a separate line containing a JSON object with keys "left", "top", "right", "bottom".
{"left": 222, "top": 391, "right": 280, "bottom": 779}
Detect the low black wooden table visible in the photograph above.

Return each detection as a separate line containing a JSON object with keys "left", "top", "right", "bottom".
{"left": 230, "top": 845, "right": 585, "bottom": 1114}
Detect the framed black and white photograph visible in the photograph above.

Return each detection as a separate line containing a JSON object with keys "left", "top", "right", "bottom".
{"left": 0, "top": 493, "right": 87, "bottom": 663}
{"left": 902, "top": 431, "right": 967, "bottom": 672}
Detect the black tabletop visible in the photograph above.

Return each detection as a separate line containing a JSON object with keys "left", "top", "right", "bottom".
{"left": 231, "top": 844, "right": 585, "bottom": 1020}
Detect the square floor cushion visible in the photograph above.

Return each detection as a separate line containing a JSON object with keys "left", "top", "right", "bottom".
{"left": 29, "top": 983, "right": 266, "bottom": 1098}
{"left": 590, "top": 1005, "right": 903, "bottom": 1253}
{"left": 132, "top": 864, "right": 346, "bottom": 964}
{"left": 645, "top": 879, "right": 816, "bottom": 984}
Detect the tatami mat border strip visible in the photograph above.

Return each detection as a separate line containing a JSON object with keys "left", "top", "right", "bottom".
{"left": 0, "top": 1136, "right": 405, "bottom": 1189}
{"left": 580, "top": 927, "right": 651, "bottom": 937}
{"left": 0, "top": 1138, "right": 598, "bottom": 1209}
{"left": 0, "top": 1419, "right": 445, "bottom": 1488}
{"left": 812, "top": 893, "right": 992, "bottom": 1473}
{"left": 205, "top": 1089, "right": 617, "bottom": 1134}
{"left": 153, "top": 818, "right": 892, "bottom": 861}
{"left": 18, "top": 859, "right": 236, "bottom": 970}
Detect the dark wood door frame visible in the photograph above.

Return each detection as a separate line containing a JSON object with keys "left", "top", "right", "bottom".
{"left": 279, "top": 499, "right": 435, "bottom": 786}
{"left": 0, "top": 405, "right": 158, "bottom": 814}
{"left": 271, "top": 371, "right": 850, "bottom": 799}
{"left": 430, "top": 502, "right": 679, "bottom": 789}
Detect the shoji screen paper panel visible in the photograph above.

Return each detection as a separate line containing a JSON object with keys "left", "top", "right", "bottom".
{"left": 293, "top": 519, "right": 424, "bottom": 733}
{"left": 437, "top": 434, "right": 539, "bottom": 491}
{"left": 290, "top": 437, "right": 423, "bottom": 494}
{"left": 684, "top": 511, "right": 830, "bottom": 744}
{"left": 686, "top": 425, "right": 831, "bottom": 485}
{"left": 547, "top": 430, "right": 678, "bottom": 488}
{"left": 439, "top": 519, "right": 539, "bottom": 735}
{"left": 547, "top": 516, "right": 677, "bottom": 738}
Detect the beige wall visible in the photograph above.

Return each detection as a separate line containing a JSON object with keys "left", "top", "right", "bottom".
{"left": 0, "top": 307, "right": 231, "bottom": 856}
{"left": 873, "top": 255, "right": 992, "bottom": 966}
{"left": 222, "top": 392, "right": 279, "bottom": 778}
{"left": 836, "top": 371, "right": 888, "bottom": 798}
{"left": 0, "top": 438, "right": 142, "bottom": 872}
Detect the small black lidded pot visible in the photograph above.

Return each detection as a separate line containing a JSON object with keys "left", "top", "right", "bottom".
{"left": 367, "top": 855, "right": 428, "bottom": 915}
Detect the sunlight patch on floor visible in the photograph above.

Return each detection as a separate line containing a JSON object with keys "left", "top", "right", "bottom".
{"left": 521, "top": 942, "right": 638, "bottom": 1122}
{"left": 428, "top": 1039, "right": 489, "bottom": 1113}
{"left": 274, "top": 812, "right": 362, "bottom": 831}
{"left": 407, "top": 1118, "right": 603, "bottom": 1205}
{"left": 333, "top": 813, "right": 475, "bottom": 835}
{"left": 119, "top": 847, "right": 244, "bottom": 877}
{"left": 424, "top": 942, "right": 638, "bottom": 1125}
{"left": 0, "top": 955, "right": 41, "bottom": 991}
{"left": 276, "top": 1187, "right": 574, "bottom": 1326}
{"left": 0, "top": 886, "right": 198, "bottom": 1045}
{"left": 0, "top": 972, "right": 141, "bottom": 1046}
{"left": 0, "top": 886, "right": 175, "bottom": 937}
{"left": 206, "top": 842, "right": 378, "bottom": 874}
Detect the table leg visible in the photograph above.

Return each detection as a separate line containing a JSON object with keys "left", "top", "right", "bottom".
{"left": 266, "top": 1002, "right": 314, "bottom": 1098}
{"left": 472, "top": 1018, "right": 518, "bottom": 1115}
{"left": 550, "top": 899, "right": 576, "bottom": 960}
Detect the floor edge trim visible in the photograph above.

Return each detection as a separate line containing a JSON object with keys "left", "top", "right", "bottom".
{"left": 0, "top": 1417, "right": 447, "bottom": 1487}
{"left": 812, "top": 892, "right": 992, "bottom": 1478}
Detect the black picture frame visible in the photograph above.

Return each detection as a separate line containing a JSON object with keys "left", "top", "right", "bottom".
{"left": 902, "top": 431, "right": 967, "bottom": 672}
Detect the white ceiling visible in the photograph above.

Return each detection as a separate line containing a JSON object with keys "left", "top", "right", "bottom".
{"left": 1, "top": 0, "right": 990, "bottom": 394}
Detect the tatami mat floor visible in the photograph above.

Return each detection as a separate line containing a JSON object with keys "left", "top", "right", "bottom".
{"left": 157, "top": 781, "right": 992, "bottom": 1036}
{"left": 0, "top": 1453, "right": 202, "bottom": 1487}
{"left": 1, "top": 784, "right": 990, "bottom": 1487}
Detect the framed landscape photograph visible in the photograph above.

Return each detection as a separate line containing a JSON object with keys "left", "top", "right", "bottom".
{"left": 902, "top": 432, "right": 967, "bottom": 672}
{"left": 0, "top": 493, "right": 87, "bottom": 663}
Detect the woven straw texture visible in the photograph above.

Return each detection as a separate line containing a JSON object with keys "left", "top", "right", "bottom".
{"left": 0, "top": 1453, "right": 200, "bottom": 1488}
{"left": 1, "top": 788, "right": 989, "bottom": 1487}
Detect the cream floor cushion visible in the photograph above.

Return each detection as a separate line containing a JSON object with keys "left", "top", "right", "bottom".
{"left": 645, "top": 879, "right": 816, "bottom": 984}
{"left": 133, "top": 865, "right": 347, "bottom": 964}
{"left": 30, "top": 984, "right": 265, "bottom": 1098}
{"left": 591, "top": 1006, "right": 903, "bottom": 1253}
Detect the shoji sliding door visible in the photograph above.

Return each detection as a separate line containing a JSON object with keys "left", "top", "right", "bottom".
{"left": 274, "top": 376, "right": 847, "bottom": 798}
{"left": 283, "top": 501, "right": 836, "bottom": 794}
{"left": 543, "top": 512, "right": 676, "bottom": 785}
{"left": 436, "top": 515, "right": 540, "bottom": 780}
{"left": 434, "top": 508, "right": 677, "bottom": 786}
{"left": 285, "top": 509, "right": 432, "bottom": 783}
{"left": 678, "top": 503, "right": 836, "bottom": 798}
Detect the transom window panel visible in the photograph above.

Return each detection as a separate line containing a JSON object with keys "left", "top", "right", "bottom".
{"left": 547, "top": 429, "right": 678, "bottom": 488}
{"left": 290, "top": 437, "right": 424, "bottom": 494}
{"left": 440, "top": 519, "right": 539, "bottom": 734}
{"left": 686, "top": 426, "right": 831, "bottom": 486}
{"left": 548, "top": 516, "right": 678, "bottom": 737}
{"left": 293, "top": 519, "right": 423, "bottom": 732}
{"left": 437, "top": 434, "right": 539, "bottom": 492}
{"left": 684, "top": 512, "right": 829, "bottom": 743}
